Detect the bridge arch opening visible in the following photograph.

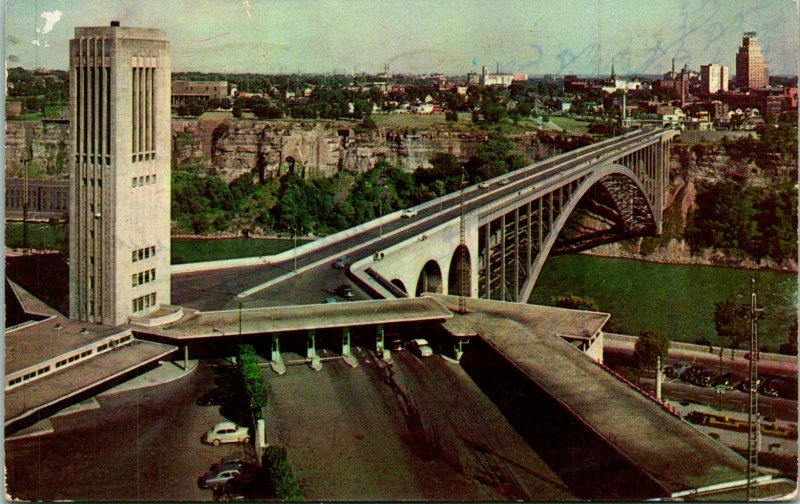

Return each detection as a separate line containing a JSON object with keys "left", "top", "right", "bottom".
{"left": 447, "top": 245, "right": 472, "bottom": 296}
{"left": 390, "top": 279, "right": 408, "bottom": 295}
{"left": 415, "top": 260, "right": 443, "bottom": 296}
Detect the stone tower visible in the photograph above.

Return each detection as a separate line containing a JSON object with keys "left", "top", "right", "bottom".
{"left": 69, "top": 22, "right": 171, "bottom": 325}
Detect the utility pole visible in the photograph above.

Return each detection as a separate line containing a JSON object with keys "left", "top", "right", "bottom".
{"left": 746, "top": 278, "right": 765, "bottom": 501}
{"left": 458, "top": 174, "right": 468, "bottom": 314}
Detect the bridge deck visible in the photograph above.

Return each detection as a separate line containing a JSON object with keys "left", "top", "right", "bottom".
{"left": 140, "top": 297, "right": 454, "bottom": 339}
{"left": 431, "top": 294, "right": 750, "bottom": 495}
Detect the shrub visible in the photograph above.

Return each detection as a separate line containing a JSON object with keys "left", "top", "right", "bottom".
{"left": 262, "top": 446, "right": 303, "bottom": 501}
{"left": 238, "top": 344, "right": 268, "bottom": 409}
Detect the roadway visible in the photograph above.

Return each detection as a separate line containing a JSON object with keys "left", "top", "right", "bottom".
{"left": 172, "top": 128, "right": 668, "bottom": 310}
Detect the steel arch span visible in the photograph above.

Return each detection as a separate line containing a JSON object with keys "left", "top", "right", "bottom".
{"left": 477, "top": 163, "right": 659, "bottom": 303}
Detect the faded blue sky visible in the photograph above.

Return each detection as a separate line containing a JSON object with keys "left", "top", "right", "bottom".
{"left": 4, "top": 0, "right": 799, "bottom": 76}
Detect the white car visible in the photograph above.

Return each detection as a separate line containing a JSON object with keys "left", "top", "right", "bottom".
{"left": 203, "top": 421, "right": 250, "bottom": 446}
{"left": 478, "top": 182, "right": 490, "bottom": 189}
{"left": 499, "top": 178, "right": 510, "bottom": 185}
{"left": 401, "top": 209, "right": 418, "bottom": 218}
{"left": 407, "top": 338, "right": 433, "bottom": 357}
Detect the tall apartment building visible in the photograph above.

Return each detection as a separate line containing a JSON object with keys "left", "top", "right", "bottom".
{"left": 69, "top": 22, "right": 171, "bottom": 325}
{"left": 735, "top": 32, "right": 768, "bottom": 89}
{"left": 700, "top": 64, "right": 729, "bottom": 94}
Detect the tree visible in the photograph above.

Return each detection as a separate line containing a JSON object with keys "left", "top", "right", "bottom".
{"left": 633, "top": 330, "right": 671, "bottom": 383}
{"left": 714, "top": 296, "right": 750, "bottom": 358}
{"left": 552, "top": 293, "right": 599, "bottom": 311}
{"left": 445, "top": 109, "right": 458, "bottom": 122}
{"left": 778, "top": 320, "right": 798, "bottom": 356}
{"left": 685, "top": 180, "right": 759, "bottom": 257}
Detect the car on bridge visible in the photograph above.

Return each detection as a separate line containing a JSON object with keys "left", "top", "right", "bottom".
{"left": 202, "top": 422, "right": 250, "bottom": 446}
{"left": 332, "top": 256, "right": 351, "bottom": 269}
{"left": 478, "top": 182, "right": 490, "bottom": 189}
{"left": 401, "top": 208, "right": 418, "bottom": 218}
{"left": 337, "top": 284, "right": 354, "bottom": 299}
{"left": 499, "top": 178, "right": 510, "bottom": 185}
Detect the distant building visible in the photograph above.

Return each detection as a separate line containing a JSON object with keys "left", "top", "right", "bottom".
{"left": 5, "top": 178, "right": 69, "bottom": 219}
{"left": 172, "top": 80, "right": 228, "bottom": 105}
{"left": 735, "top": 32, "right": 768, "bottom": 89}
{"left": 478, "top": 66, "right": 526, "bottom": 87}
{"left": 700, "top": 64, "right": 729, "bottom": 94}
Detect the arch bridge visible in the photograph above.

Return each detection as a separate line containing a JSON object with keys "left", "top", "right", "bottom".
{"left": 359, "top": 127, "right": 679, "bottom": 303}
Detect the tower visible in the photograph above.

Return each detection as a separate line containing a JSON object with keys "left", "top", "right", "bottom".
{"left": 736, "top": 32, "right": 768, "bottom": 89}
{"left": 69, "top": 22, "right": 171, "bottom": 325}
{"left": 700, "top": 64, "right": 729, "bottom": 94}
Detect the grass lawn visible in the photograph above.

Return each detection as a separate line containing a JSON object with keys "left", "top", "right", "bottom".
{"left": 372, "top": 112, "right": 477, "bottom": 130}
{"left": 549, "top": 116, "right": 593, "bottom": 134}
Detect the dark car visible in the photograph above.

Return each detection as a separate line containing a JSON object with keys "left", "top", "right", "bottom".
{"left": 197, "top": 388, "right": 231, "bottom": 406}
{"left": 332, "top": 257, "right": 351, "bottom": 269}
{"left": 694, "top": 369, "right": 718, "bottom": 388}
{"left": 665, "top": 361, "right": 691, "bottom": 379}
{"left": 210, "top": 454, "right": 258, "bottom": 472}
{"left": 681, "top": 365, "right": 705, "bottom": 384}
{"left": 713, "top": 372, "right": 744, "bottom": 390}
{"left": 337, "top": 284, "right": 354, "bottom": 299}
{"left": 213, "top": 474, "right": 270, "bottom": 501}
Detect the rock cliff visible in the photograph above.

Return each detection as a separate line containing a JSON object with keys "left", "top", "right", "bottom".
{"left": 5, "top": 121, "right": 69, "bottom": 178}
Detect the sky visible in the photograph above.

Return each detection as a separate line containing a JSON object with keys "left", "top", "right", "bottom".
{"left": 4, "top": 0, "right": 799, "bottom": 76}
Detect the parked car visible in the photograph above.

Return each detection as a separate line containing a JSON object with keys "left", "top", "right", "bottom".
{"left": 210, "top": 454, "right": 257, "bottom": 472}
{"left": 198, "top": 464, "right": 258, "bottom": 489}
{"left": 213, "top": 475, "right": 270, "bottom": 501}
{"left": 681, "top": 365, "right": 705, "bottom": 384}
{"left": 323, "top": 296, "right": 339, "bottom": 304}
{"left": 401, "top": 208, "right": 418, "bottom": 218}
{"left": 736, "top": 375, "right": 766, "bottom": 393}
{"left": 332, "top": 256, "right": 351, "bottom": 269}
{"left": 407, "top": 338, "right": 433, "bottom": 357}
{"left": 203, "top": 422, "right": 250, "bottom": 446}
{"left": 337, "top": 284, "right": 354, "bottom": 299}
{"left": 664, "top": 361, "right": 691, "bottom": 379}
{"left": 713, "top": 372, "right": 744, "bottom": 390}
{"left": 694, "top": 369, "right": 718, "bottom": 388}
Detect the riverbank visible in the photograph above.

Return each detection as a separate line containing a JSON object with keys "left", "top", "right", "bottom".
{"left": 587, "top": 239, "right": 798, "bottom": 274}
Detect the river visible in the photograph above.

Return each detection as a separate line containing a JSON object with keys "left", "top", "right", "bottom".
{"left": 528, "top": 254, "right": 797, "bottom": 352}
{"left": 7, "top": 224, "right": 796, "bottom": 351}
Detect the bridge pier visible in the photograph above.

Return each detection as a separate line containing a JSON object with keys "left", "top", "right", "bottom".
{"left": 270, "top": 333, "right": 286, "bottom": 375}
{"left": 342, "top": 327, "right": 358, "bottom": 367}
{"left": 307, "top": 329, "right": 322, "bottom": 371}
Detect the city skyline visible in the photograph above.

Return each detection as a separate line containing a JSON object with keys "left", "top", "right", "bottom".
{"left": 5, "top": 0, "right": 799, "bottom": 77}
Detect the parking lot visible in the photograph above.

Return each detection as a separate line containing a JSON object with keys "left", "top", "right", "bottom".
{"left": 5, "top": 360, "right": 254, "bottom": 501}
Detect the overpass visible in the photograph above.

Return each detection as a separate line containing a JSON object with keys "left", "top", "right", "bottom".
{"left": 172, "top": 127, "right": 679, "bottom": 309}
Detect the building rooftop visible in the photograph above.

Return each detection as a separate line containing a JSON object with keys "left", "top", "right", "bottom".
{"left": 430, "top": 294, "right": 752, "bottom": 496}
{"left": 6, "top": 281, "right": 127, "bottom": 374}
{"left": 6, "top": 339, "right": 176, "bottom": 425}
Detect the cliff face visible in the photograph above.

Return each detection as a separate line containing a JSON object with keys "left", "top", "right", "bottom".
{"left": 7, "top": 118, "right": 550, "bottom": 183}
{"left": 5, "top": 121, "right": 69, "bottom": 178}
{"left": 170, "top": 119, "right": 545, "bottom": 182}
